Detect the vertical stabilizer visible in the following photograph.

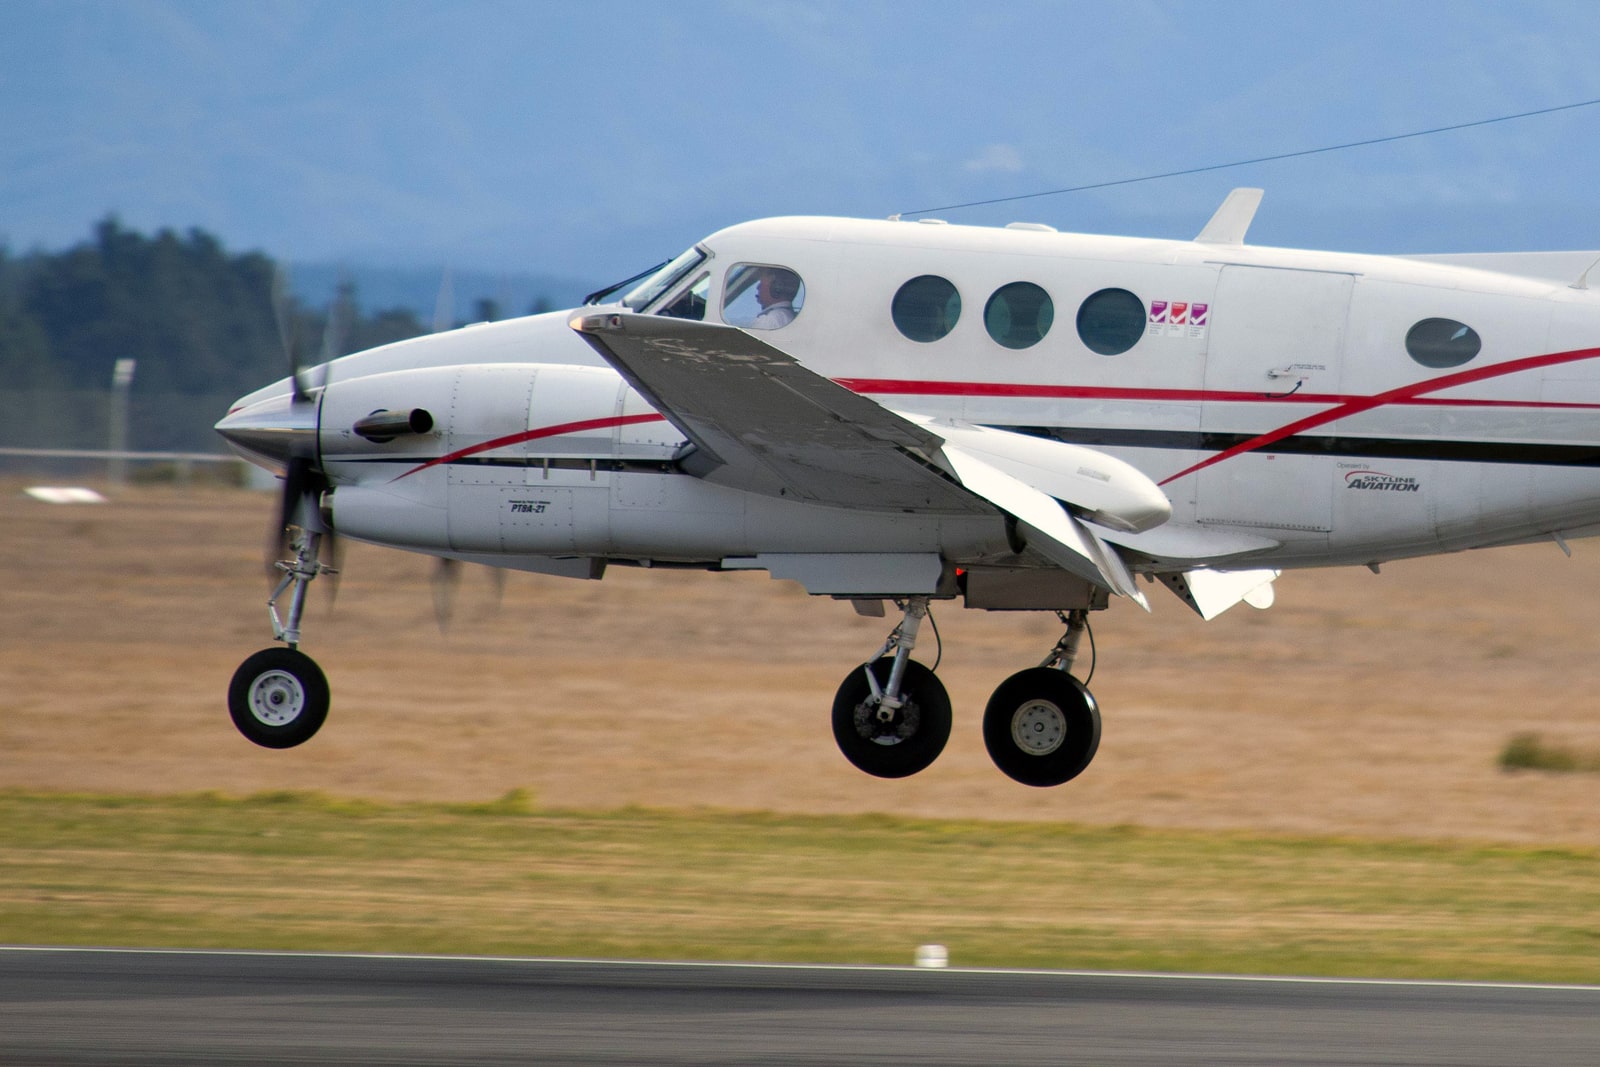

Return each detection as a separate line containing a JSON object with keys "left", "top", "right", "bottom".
{"left": 1196, "top": 188, "right": 1264, "bottom": 245}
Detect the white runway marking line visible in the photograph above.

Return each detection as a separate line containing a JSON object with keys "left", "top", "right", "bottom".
{"left": 4, "top": 946, "right": 1598, "bottom": 994}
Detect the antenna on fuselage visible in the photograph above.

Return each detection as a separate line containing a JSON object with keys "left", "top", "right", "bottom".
{"left": 1571, "top": 255, "right": 1600, "bottom": 290}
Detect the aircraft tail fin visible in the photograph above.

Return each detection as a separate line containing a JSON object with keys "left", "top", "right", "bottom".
{"left": 1196, "top": 188, "right": 1263, "bottom": 245}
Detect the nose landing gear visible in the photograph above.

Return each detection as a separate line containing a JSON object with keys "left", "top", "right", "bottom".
{"left": 228, "top": 526, "right": 334, "bottom": 749}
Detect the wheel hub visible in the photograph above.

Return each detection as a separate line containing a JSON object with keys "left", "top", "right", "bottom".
{"left": 1011, "top": 699, "right": 1066, "bottom": 756}
{"left": 855, "top": 699, "right": 921, "bottom": 745}
{"left": 247, "top": 669, "right": 306, "bottom": 727}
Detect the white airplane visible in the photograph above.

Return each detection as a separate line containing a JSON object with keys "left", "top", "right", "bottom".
{"left": 216, "top": 189, "right": 1600, "bottom": 786}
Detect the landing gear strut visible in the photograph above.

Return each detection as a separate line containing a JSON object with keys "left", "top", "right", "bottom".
{"left": 983, "top": 610, "right": 1102, "bottom": 787}
{"left": 831, "top": 596, "right": 952, "bottom": 778}
{"left": 229, "top": 526, "right": 334, "bottom": 749}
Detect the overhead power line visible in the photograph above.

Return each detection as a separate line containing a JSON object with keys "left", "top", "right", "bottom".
{"left": 899, "top": 96, "right": 1600, "bottom": 218}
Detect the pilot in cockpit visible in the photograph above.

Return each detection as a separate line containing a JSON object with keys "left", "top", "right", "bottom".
{"left": 721, "top": 263, "right": 804, "bottom": 330}
{"left": 751, "top": 268, "right": 800, "bottom": 329}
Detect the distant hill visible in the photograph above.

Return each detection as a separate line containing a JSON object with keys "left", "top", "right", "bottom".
{"left": 289, "top": 263, "right": 600, "bottom": 327}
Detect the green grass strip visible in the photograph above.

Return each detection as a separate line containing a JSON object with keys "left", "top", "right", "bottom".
{"left": 2, "top": 790, "right": 1598, "bottom": 983}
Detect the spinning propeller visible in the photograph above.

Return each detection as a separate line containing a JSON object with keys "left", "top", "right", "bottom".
{"left": 266, "top": 266, "right": 342, "bottom": 595}
{"left": 253, "top": 265, "right": 507, "bottom": 628}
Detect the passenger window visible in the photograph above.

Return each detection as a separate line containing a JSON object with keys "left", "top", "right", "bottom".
{"left": 658, "top": 273, "right": 709, "bottom": 321}
{"left": 1076, "top": 288, "right": 1144, "bottom": 355}
{"left": 721, "top": 264, "right": 805, "bottom": 330}
{"left": 985, "top": 282, "right": 1053, "bottom": 349}
{"left": 893, "top": 275, "right": 961, "bottom": 343}
{"left": 1405, "top": 318, "right": 1480, "bottom": 368}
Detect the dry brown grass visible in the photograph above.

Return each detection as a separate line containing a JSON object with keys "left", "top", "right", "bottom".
{"left": 4, "top": 480, "right": 1600, "bottom": 845}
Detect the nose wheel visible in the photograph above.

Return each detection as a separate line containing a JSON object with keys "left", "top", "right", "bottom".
{"left": 228, "top": 647, "right": 330, "bottom": 749}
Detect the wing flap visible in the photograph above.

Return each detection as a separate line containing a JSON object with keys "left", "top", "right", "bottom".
{"left": 942, "top": 445, "right": 1148, "bottom": 609}
{"left": 1157, "top": 567, "right": 1279, "bottom": 620}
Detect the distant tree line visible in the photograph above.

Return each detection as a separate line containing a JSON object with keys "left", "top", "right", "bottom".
{"left": 0, "top": 217, "right": 545, "bottom": 401}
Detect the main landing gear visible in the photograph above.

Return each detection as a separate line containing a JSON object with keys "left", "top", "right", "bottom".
{"left": 228, "top": 527, "right": 334, "bottom": 749}
{"left": 833, "top": 605, "right": 1102, "bottom": 787}
{"left": 832, "top": 597, "right": 952, "bottom": 779}
{"left": 982, "top": 611, "right": 1101, "bottom": 787}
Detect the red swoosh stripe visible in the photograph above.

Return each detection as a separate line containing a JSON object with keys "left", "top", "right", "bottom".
{"left": 1156, "top": 344, "right": 1600, "bottom": 486}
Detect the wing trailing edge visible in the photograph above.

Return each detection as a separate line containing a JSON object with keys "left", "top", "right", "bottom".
{"left": 572, "top": 311, "right": 1158, "bottom": 604}
{"left": 940, "top": 445, "right": 1148, "bottom": 609}
{"left": 1156, "top": 567, "right": 1279, "bottom": 620}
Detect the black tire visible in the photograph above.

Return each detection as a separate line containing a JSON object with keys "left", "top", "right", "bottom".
{"left": 983, "top": 667, "right": 1101, "bottom": 787}
{"left": 228, "top": 647, "right": 330, "bottom": 749}
{"left": 831, "top": 657, "right": 951, "bottom": 779}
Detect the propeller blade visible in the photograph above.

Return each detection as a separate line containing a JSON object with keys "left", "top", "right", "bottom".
{"left": 320, "top": 270, "right": 352, "bottom": 366}
{"left": 266, "top": 452, "right": 331, "bottom": 575}
{"left": 271, "top": 265, "right": 312, "bottom": 404}
{"left": 485, "top": 565, "right": 506, "bottom": 613}
{"left": 266, "top": 454, "right": 307, "bottom": 573}
{"left": 432, "top": 557, "right": 461, "bottom": 631}
{"left": 323, "top": 525, "right": 345, "bottom": 609}
{"left": 432, "top": 268, "right": 455, "bottom": 334}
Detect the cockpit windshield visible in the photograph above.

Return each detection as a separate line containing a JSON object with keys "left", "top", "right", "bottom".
{"left": 620, "top": 246, "right": 707, "bottom": 312}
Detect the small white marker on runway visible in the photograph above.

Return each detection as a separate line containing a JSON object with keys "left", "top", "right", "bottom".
{"left": 24, "top": 487, "right": 107, "bottom": 504}
{"left": 914, "top": 944, "right": 948, "bottom": 968}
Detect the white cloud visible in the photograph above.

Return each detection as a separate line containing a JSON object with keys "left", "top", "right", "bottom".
{"left": 963, "top": 144, "right": 1025, "bottom": 174}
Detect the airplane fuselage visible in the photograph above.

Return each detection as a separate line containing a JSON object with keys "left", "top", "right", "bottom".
{"left": 232, "top": 215, "right": 1600, "bottom": 575}
{"left": 215, "top": 209, "right": 1600, "bottom": 780}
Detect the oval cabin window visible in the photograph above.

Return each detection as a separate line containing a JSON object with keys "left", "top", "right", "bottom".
{"left": 1405, "top": 318, "right": 1481, "bottom": 368}
{"left": 985, "top": 282, "right": 1054, "bottom": 350}
{"left": 892, "top": 276, "right": 962, "bottom": 343}
{"left": 1076, "top": 288, "right": 1145, "bottom": 355}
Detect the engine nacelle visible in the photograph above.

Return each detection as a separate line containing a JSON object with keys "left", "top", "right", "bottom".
{"left": 319, "top": 361, "right": 1014, "bottom": 571}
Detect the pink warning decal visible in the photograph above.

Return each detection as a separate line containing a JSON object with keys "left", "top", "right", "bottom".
{"left": 1149, "top": 300, "right": 1169, "bottom": 324}
{"left": 1191, "top": 303, "right": 1209, "bottom": 326}
{"left": 1170, "top": 302, "right": 1189, "bottom": 325}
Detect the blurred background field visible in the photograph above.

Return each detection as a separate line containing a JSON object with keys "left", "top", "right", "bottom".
{"left": 3, "top": 479, "right": 1600, "bottom": 844}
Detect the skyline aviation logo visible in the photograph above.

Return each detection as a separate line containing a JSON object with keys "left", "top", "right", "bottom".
{"left": 1344, "top": 469, "right": 1420, "bottom": 492}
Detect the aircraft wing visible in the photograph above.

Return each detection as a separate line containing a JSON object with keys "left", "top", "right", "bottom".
{"left": 571, "top": 311, "right": 1151, "bottom": 602}
{"left": 571, "top": 311, "right": 987, "bottom": 513}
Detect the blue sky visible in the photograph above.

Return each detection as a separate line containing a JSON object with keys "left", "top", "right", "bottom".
{"left": 4, "top": 1, "right": 1600, "bottom": 290}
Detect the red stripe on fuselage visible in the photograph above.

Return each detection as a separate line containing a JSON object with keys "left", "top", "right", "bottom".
{"left": 392, "top": 413, "right": 667, "bottom": 481}
{"left": 390, "top": 345, "right": 1600, "bottom": 486}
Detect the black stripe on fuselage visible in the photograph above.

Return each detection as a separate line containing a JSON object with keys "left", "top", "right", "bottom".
{"left": 1003, "top": 426, "right": 1600, "bottom": 468}
{"left": 333, "top": 456, "right": 681, "bottom": 474}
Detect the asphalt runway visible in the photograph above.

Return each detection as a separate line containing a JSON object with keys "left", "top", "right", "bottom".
{"left": 2, "top": 948, "right": 1597, "bottom": 1066}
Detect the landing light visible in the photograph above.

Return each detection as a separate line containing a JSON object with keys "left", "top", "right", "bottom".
{"left": 571, "top": 312, "right": 624, "bottom": 333}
